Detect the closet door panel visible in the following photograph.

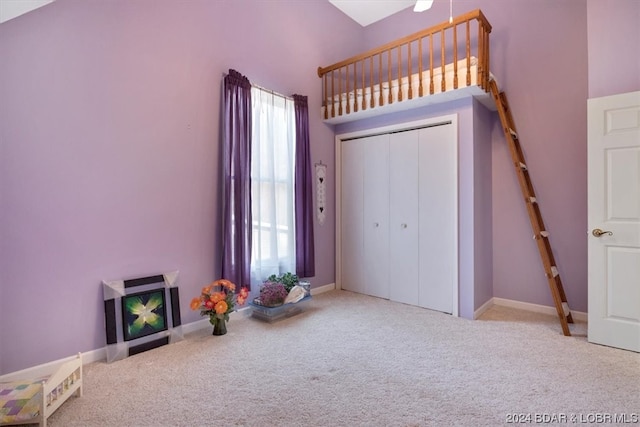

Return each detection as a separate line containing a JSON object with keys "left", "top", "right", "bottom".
{"left": 389, "top": 130, "right": 420, "bottom": 305}
{"left": 418, "top": 125, "right": 457, "bottom": 313}
{"left": 340, "top": 139, "right": 365, "bottom": 294}
{"left": 363, "top": 135, "right": 390, "bottom": 299}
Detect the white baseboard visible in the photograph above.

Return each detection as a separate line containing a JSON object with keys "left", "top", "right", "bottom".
{"left": 0, "top": 282, "right": 338, "bottom": 382}
{"left": 490, "top": 297, "right": 587, "bottom": 322}
{"left": 311, "top": 282, "right": 336, "bottom": 295}
{"left": 0, "top": 349, "right": 105, "bottom": 383}
{"left": 473, "top": 298, "right": 494, "bottom": 319}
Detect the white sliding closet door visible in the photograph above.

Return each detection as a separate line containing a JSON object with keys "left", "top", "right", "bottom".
{"left": 389, "top": 131, "right": 420, "bottom": 305}
{"left": 340, "top": 139, "right": 365, "bottom": 294}
{"left": 338, "top": 117, "right": 457, "bottom": 314}
{"left": 341, "top": 135, "right": 390, "bottom": 298}
{"left": 363, "top": 135, "right": 390, "bottom": 299}
{"left": 418, "top": 125, "right": 457, "bottom": 313}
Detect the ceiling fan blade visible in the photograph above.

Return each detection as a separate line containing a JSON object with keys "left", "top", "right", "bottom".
{"left": 414, "top": 0, "right": 434, "bottom": 12}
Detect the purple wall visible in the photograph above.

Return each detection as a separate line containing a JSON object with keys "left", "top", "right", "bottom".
{"left": 2, "top": 0, "right": 638, "bottom": 375}
{"left": 0, "top": 0, "right": 362, "bottom": 374}
{"left": 472, "top": 99, "right": 494, "bottom": 312}
{"left": 587, "top": 0, "right": 640, "bottom": 98}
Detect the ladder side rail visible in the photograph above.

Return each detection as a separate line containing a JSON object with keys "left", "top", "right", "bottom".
{"left": 489, "top": 79, "right": 573, "bottom": 336}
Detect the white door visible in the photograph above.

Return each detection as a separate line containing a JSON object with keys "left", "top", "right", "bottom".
{"left": 389, "top": 130, "right": 420, "bottom": 305}
{"left": 363, "top": 135, "right": 390, "bottom": 299}
{"left": 340, "top": 139, "right": 365, "bottom": 294}
{"left": 588, "top": 90, "right": 640, "bottom": 353}
{"left": 340, "top": 135, "right": 390, "bottom": 299}
{"left": 418, "top": 124, "right": 457, "bottom": 313}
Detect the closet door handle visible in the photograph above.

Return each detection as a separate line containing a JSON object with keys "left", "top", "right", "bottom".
{"left": 373, "top": 222, "right": 379, "bottom": 228}
{"left": 401, "top": 223, "right": 408, "bottom": 229}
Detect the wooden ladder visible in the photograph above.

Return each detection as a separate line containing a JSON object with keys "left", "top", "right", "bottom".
{"left": 488, "top": 79, "right": 574, "bottom": 336}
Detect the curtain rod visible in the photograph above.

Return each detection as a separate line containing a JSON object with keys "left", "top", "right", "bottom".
{"left": 222, "top": 71, "right": 293, "bottom": 100}
{"left": 252, "top": 83, "right": 292, "bottom": 101}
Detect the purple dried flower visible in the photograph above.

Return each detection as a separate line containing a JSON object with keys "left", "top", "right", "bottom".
{"left": 259, "top": 281, "right": 288, "bottom": 306}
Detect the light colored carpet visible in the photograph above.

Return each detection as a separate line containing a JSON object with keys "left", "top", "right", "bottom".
{"left": 46, "top": 290, "right": 639, "bottom": 426}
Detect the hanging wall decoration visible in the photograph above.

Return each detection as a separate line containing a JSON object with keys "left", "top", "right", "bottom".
{"left": 315, "top": 161, "right": 327, "bottom": 225}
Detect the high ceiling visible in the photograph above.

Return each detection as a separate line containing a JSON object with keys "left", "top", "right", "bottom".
{"left": 1, "top": 0, "right": 414, "bottom": 27}
{"left": 328, "top": 0, "right": 415, "bottom": 26}
{"left": 0, "top": 0, "right": 54, "bottom": 24}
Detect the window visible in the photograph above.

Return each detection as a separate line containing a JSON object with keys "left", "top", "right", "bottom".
{"left": 250, "top": 87, "right": 296, "bottom": 285}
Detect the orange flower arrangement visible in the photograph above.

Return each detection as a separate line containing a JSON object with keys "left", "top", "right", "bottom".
{"left": 190, "top": 279, "right": 249, "bottom": 334}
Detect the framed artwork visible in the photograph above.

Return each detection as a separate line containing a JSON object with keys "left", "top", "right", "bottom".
{"left": 121, "top": 288, "right": 168, "bottom": 342}
{"left": 103, "top": 271, "right": 183, "bottom": 363}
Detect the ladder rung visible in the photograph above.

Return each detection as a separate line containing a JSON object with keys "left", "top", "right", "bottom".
{"left": 532, "top": 231, "right": 550, "bottom": 240}
{"left": 518, "top": 162, "right": 527, "bottom": 170}
{"left": 561, "top": 302, "right": 570, "bottom": 317}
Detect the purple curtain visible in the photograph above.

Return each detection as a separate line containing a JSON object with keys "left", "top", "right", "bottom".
{"left": 293, "top": 95, "right": 315, "bottom": 277}
{"left": 221, "top": 70, "right": 252, "bottom": 290}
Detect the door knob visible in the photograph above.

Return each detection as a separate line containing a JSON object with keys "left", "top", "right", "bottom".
{"left": 592, "top": 228, "right": 613, "bottom": 237}
{"left": 401, "top": 223, "right": 408, "bottom": 229}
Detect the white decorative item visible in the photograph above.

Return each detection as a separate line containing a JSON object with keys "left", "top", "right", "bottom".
{"left": 315, "top": 162, "right": 327, "bottom": 225}
{"left": 284, "top": 285, "right": 306, "bottom": 304}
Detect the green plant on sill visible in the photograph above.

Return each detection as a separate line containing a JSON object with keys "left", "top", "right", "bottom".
{"left": 266, "top": 272, "right": 299, "bottom": 293}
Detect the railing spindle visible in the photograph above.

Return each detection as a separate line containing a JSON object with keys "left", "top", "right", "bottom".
{"left": 352, "top": 63, "right": 358, "bottom": 113}
{"left": 387, "top": 49, "right": 392, "bottom": 104}
{"left": 429, "top": 34, "right": 434, "bottom": 94}
{"left": 478, "top": 23, "right": 485, "bottom": 90}
{"left": 418, "top": 38, "right": 423, "bottom": 97}
{"left": 331, "top": 70, "right": 335, "bottom": 118}
{"left": 453, "top": 23, "right": 458, "bottom": 89}
{"left": 323, "top": 73, "right": 328, "bottom": 120}
{"left": 440, "top": 29, "right": 446, "bottom": 93}
{"left": 378, "top": 53, "right": 383, "bottom": 107}
{"left": 408, "top": 42, "right": 413, "bottom": 100}
{"left": 345, "top": 64, "right": 350, "bottom": 114}
{"left": 477, "top": 23, "right": 482, "bottom": 89}
{"left": 484, "top": 25, "right": 490, "bottom": 89}
{"left": 466, "top": 20, "right": 471, "bottom": 86}
{"left": 370, "top": 56, "right": 374, "bottom": 109}
{"left": 338, "top": 67, "right": 342, "bottom": 117}
{"left": 397, "top": 45, "right": 403, "bottom": 102}
{"left": 361, "top": 59, "right": 366, "bottom": 111}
